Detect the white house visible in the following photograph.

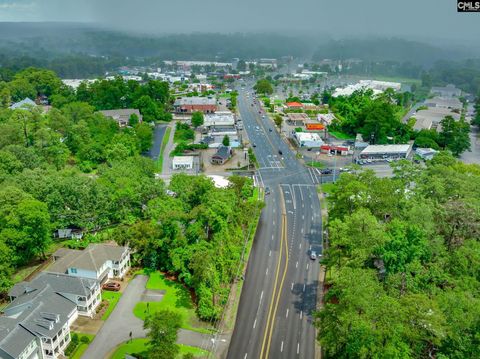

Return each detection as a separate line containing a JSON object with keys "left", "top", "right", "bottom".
{"left": 49, "top": 244, "right": 131, "bottom": 283}
{"left": 294, "top": 132, "right": 324, "bottom": 148}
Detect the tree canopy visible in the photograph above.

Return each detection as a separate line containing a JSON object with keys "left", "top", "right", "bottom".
{"left": 317, "top": 156, "right": 480, "bottom": 358}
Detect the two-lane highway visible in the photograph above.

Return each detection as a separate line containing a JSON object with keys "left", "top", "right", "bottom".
{"left": 227, "top": 86, "right": 322, "bottom": 359}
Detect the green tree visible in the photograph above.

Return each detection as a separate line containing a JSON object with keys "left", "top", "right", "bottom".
{"left": 144, "top": 310, "right": 182, "bottom": 359}
{"left": 129, "top": 113, "right": 139, "bottom": 127}
{"left": 274, "top": 114, "right": 283, "bottom": 128}
{"left": 254, "top": 79, "right": 273, "bottom": 95}
{"left": 439, "top": 116, "right": 471, "bottom": 156}
{"left": 222, "top": 135, "right": 230, "bottom": 147}
{"left": 191, "top": 111, "right": 204, "bottom": 128}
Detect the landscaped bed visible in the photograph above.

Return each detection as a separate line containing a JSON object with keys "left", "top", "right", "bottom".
{"left": 100, "top": 291, "right": 122, "bottom": 320}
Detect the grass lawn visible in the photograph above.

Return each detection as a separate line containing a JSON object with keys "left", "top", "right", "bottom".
{"left": 133, "top": 271, "right": 213, "bottom": 334}
{"left": 157, "top": 126, "right": 171, "bottom": 173}
{"left": 328, "top": 131, "right": 355, "bottom": 140}
{"left": 70, "top": 333, "right": 95, "bottom": 359}
{"left": 178, "top": 344, "right": 210, "bottom": 358}
{"left": 110, "top": 338, "right": 148, "bottom": 359}
{"left": 306, "top": 161, "right": 325, "bottom": 169}
{"left": 110, "top": 339, "right": 209, "bottom": 359}
{"left": 101, "top": 291, "right": 122, "bottom": 321}
{"left": 320, "top": 182, "right": 335, "bottom": 195}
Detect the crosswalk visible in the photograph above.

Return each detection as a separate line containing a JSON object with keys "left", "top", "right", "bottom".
{"left": 307, "top": 167, "right": 323, "bottom": 184}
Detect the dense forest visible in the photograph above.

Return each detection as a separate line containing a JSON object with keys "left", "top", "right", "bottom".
{"left": 0, "top": 66, "right": 261, "bottom": 320}
{"left": 317, "top": 154, "right": 480, "bottom": 358}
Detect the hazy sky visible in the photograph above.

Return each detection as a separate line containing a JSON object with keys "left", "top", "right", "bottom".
{"left": 0, "top": 0, "right": 478, "bottom": 42}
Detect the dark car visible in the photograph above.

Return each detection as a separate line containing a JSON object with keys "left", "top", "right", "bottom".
{"left": 278, "top": 150, "right": 283, "bottom": 155}
{"left": 265, "top": 187, "right": 271, "bottom": 195}
{"left": 321, "top": 168, "right": 333, "bottom": 175}
{"left": 269, "top": 128, "right": 273, "bottom": 132}
{"left": 102, "top": 282, "right": 121, "bottom": 292}
{"left": 252, "top": 143, "right": 257, "bottom": 148}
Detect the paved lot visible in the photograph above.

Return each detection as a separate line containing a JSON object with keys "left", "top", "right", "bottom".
{"left": 82, "top": 275, "right": 151, "bottom": 359}
{"left": 461, "top": 125, "right": 480, "bottom": 165}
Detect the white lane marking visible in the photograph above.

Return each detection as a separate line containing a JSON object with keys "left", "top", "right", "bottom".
{"left": 244, "top": 353, "right": 248, "bottom": 359}
{"left": 286, "top": 309, "right": 289, "bottom": 318}
{"left": 300, "top": 311, "right": 303, "bottom": 320}
{"left": 281, "top": 341, "right": 284, "bottom": 352}
{"left": 302, "top": 215, "right": 305, "bottom": 220}
{"left": 302, "top": 203, "right": 304, "bottom": 208}
{"left": 269, "top": 250, "right": 272, "bottom": 257}
{"left": 296, "top": 261, "right": 298, "bottom": 268}
{"left": 291, "top": 282, "right": 294, "bottom": 290}
{"left": 266, "top": 268, "right": 269, "bottom": 275}
{"left": 303, "top": 284, "right": 306, "bottom": 292}
{"left": 253, "top": 318, "right": 257, "bottom": 328}
{"left": 301, "top": 228, "right": 304, "bottom": 234}
{"left": 272, "top": 234, "right": 274, "bottom": 241}
{"left": 312, "top": 216, "right": 314, "bottom": 221}
{"left": 306, "top": 263, "right": 309, "bottom": 270}
{"left": 260, "top": 291, "right": 264, "bottom": 302}
{"left": 309, "top": 245, "right": 312, "bottom": 250}
{"left": 273, "top": 220, "right": 275, "bottom": 226}
{"left": 273, "top": 208, "right": 275, "bottom": 213}
{"left": 299, "top": 243, "right": 302, "bottom": 249}
{"left": 297, "top": 343, "right": 300, "bottom": 354}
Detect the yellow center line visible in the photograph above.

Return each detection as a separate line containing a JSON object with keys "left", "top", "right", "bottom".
{"left": 259, "top": 187, "right": 289, "bottom": 359}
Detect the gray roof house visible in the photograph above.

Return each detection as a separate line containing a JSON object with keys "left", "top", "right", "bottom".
{"left": 10, "top": 272, "right": 101, "bottom": 318}
{"left": 48, "top": 243, "right": 131, "bottom": 283}
{"left": 9, "top": 98, "right": 37, "bottom": 110}
{"left": 0, "top": 284, "right": 78, "bottom": 359}
{"left": 99, "top": 109, "right": 143, "bottom": 127}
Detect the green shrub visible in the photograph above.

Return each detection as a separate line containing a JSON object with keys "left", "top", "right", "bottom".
{"left": 80, "top": 336, "right": 90, "bottom": 344}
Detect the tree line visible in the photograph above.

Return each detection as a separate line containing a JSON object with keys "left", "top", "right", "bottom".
{"left": 317, "top": 154, "right": 480, "bottom": 358}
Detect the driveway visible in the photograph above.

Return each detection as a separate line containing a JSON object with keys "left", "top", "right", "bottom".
{"left": 82, "top": 275, "right": 214, "bottom": 358}
{"left": 82, "top": 275, "right": 149, "bottom": 359}
{"left": 148, "top": 124, "right": 168, "bottom": 161}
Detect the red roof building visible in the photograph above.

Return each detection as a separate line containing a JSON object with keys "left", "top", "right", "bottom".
{"left": 286, "top": 102, "right": 304, "bottom": 109}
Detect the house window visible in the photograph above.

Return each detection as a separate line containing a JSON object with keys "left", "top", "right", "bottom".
{"left": 71, "top": 268, "right": 77, "bottom": 274}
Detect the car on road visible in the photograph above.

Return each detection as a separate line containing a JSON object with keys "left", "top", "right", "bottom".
{"left": 102, "top": 282, "right": 121, "bottom": 291}
{"left": 269, "top": 128, "right": 273, "bottom": 132}
{"left": 255, "top": 126, "right": 260, "bottom": 130}
{"left": 252, "top": 143, "right": 256, "bottom": 147}
{"left": 321, "top": 168, "right": 333, "bottom": 175}
{"left": 278, "top": 150, "right": 283, "bottom": 155}
{"left": 265, "top": 187, "right": 271, "bottom": 195}
{"left": 258, "top": 111, "right": 262, "bottom": 114}
{"left": 310, "top": 251, "right": 317, "bottom": 260}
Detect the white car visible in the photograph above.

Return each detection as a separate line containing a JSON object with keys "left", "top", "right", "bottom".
{"left": 310, "top": 251, "right": 317, "bottom": 260}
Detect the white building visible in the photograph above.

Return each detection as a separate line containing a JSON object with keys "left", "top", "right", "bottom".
{"left": 333, "top": 80, "right": 401, "bottom": 97}
{"left": 294, "top": 132, "right": 324, "bottom": 148}
{"left": 172, "top": 156, "right": 194, "bottom": 170}
{"left": 204, "top": 111, "right": 236, "bottom": 128}
{"left": 49, "top": 244, "right": 131, "bottom": 283}
{"left": 360, "top": 144, "right": 412, "bottom": 160}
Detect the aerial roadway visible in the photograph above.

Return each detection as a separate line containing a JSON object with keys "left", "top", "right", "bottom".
{"left": 227, "top": 84, "right": 323, "bottom": 359}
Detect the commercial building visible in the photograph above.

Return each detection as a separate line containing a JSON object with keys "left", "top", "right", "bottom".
{"left": 172, "top": 156, "right": 194, "bottom": 170}
{"left": 317, "top": 113, "right": 336, "bottom": 126}
{"left": 204, "top": 111, "right": 235, "bottom": 129}
{"left": 430, "top": 84, "right": 461, "bottom": 98}
{"left": 360, "top": 144, "right": 412, "bottom": 160}
{"left": 48, "top": 243, "right": 131, "bottom": 283}
{"left": 99, "top": 109, "right": 142, "bottom": 127}
{"left": 415, "top": 148, "right": 438, "bottom": 161}
{"left": 174, "top": 97, "right": 217, "bottom": 114}
{"left": 412, "top": 107, "right": 460, "bottom": 131}
{"left": 285, "top": 102, "right": 304, "bottom": 110}
{"left": 211, "top": 146, "right": 232, "bottom": 165}
{"left": 286, "top": 113, "right": 310, "bottom": 126}
{"left": 294, "top": 132, "right": 324, "bottom": 148}
{"left": 9, "top": 98, "right": 37, "bottom": 110}
{"left": 424, "top": 97, "right": 462, "bottom": 110}
{"left": 320, "top": 144, "right": 350, "bottom": 156}
{"left": 333, "top": 80, "right": 401, "bottom": 97}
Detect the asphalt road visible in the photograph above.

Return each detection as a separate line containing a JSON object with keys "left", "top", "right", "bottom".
{"left": 227, "top": 85, "right": 322, "bottom": 359}
{"left": 148, "top": 123, "right": 167, "bottom": 160}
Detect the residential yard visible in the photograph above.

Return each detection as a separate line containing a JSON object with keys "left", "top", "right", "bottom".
{"left": 109, "top": 339, "right": 209, "bottom": 359}
{"left": 133, "top": 271, "right": 214, "bottom": 334}
{"left": 101, "top": 291, "right": 122, "bottom": 321}
{"left": 68, "top": 333, "right": 95, "bottom": 359}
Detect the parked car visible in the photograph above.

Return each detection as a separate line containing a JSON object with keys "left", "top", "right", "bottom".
{"left": 321, "top": 168, "right": 333, "bottom": 175}
{"left": 102, "top": 282, "right": 121, "bottom": 291}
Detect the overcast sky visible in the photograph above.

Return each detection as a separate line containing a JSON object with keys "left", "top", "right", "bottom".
{"left": 0, "top": 0, "right": 478, "bottom": 43}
